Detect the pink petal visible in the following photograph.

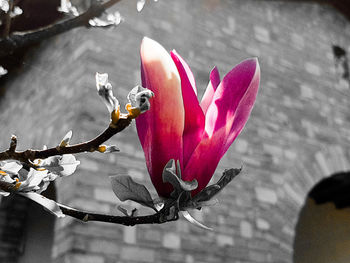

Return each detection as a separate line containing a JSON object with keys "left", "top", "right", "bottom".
{"left": 170, "top": 50, "right": 205, "bottom": 166}
{"left": 184, "top": 58, "right": 260, "bottom": 195}
{"left": 200, "top": 67, "right": 220, "bottom": 115}
{"left": 222, "top": 61, "right": 260, "bottom": 153}
{"left": 183, "top": 136, "right": 221, "bottom": 196}
{"left": 170, "top": 50, "right": 198, "bottom": 95}
{"left": 206, "top": 58, "right": 260, "bottom": 149}
{"left": 136, "top": 37, "right": 185, "bottom": 197}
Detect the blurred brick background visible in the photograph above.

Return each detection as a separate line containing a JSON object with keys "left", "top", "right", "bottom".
{"left": 1, "top": 0, "right": 350, "bottom": 262}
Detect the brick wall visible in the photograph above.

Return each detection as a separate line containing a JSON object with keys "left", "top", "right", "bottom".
{"left": 0, "top": 195, "right": 29, "bottom": 262}
{"left": 1, "top": 0, "right": 350, "bottom": 262}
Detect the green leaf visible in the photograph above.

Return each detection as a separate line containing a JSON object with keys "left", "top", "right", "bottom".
{"left": 110, "top": 175, "right": 155, "bottom": 210}
{"left": 192, "top": 168, "right": 241, "bottom": 203}
{"left": 162, "top": 159, "right": 198, "bottom": 195}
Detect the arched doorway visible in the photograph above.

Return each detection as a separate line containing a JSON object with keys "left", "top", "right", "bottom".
{"left": 293, "top": 171, "right": 350, "bottom": 263}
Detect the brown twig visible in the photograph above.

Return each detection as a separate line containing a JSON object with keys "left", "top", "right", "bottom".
{"left": 0, "top": 0, "right": 122, "bottom": 58}
{"left": 58, "top": 202, "right": 179, "bottom": 226}
{"left": 8, "top": 134, "right": 17, "bottom": 152}
{"left": 0, "top": 180, "right": 179, "bottom": 226}
{"left": 0, "top": 115, "right": 132, "bottom": 164}
{"left": 1, "top": 0, "right": 14, "bottom": 38}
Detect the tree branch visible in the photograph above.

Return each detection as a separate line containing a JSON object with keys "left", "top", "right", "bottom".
{"left": 0, "top": 114, "right": 132, "bottom": 164}
{"left": 0, "top": 180, "right": 179, "bottom": 226}
{"left": 58, "top": 202, "right": 179, "bottom": 226}
{"left": 0, "top": 0, "right": 122, "bottom": 58}
{"left": 1, "top": 0, "right": 14, "bottom": 38}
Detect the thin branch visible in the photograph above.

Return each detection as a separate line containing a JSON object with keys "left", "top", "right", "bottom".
{"left": 58, "top": 202, "right": 179, "bottom": 226}
{"left": 0, "top": 0, "right": 122, "bottom": 58}
{"left": 1, "top": 0, "right": 14, "bottom": 38}
{"left": 0, "top": 180, "right": 179, "bottom": 226}
{"left": 8, "top": 134, "right": 17, "bottom": 152}
{"left": 0, "top": 115, "right": 132, "bottom": 164}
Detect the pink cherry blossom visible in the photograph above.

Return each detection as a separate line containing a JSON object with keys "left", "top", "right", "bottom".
{"left": 136, "top": 37, "right": 260, "bottom": 197}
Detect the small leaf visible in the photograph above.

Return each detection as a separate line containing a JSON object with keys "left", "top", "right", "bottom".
{"left": 117, "top": 206, "right": 138, "bottom": 217}
{"left": 19, "top": 192, "right": 64, "bottom": 218}
{"left": 1, "top": 161, "right": 22, "bottom": 175}
{"left": 181, "top": 211, "right": 212, "bottom": 231}
{"left": 58, "top": 155, "right": 80, "bottom": 176}
{"left": 18, "top": 169, "right": 48, "bottom": 192}
{"left": 104, "top": 145, "right": 120, "bottom": 153}
{"left": 95, "top": 72, "right": 119, "bottom": 114}
{"left": 60, "top": 130, "right": 72, "bottom": 147}
{"left": 165, "top": 206, "right": 178, "bottom": 221}
{"left": 110, "top": 175, "right": 155, "bottom": 210}
{"left": 131, "top": 208, "right": 138, "bottom": 217}
{"left": 127, "top": 85, "right": 154, "bottom": 113}
{"left": 193, "top": 168, "right": 241, "bottom": 203}
{"left": 137, "top": 0, "right": 146, "bottom": 12}
{"left": 153, "top": 198, "right": 165, "bottom": 211}
{"left": 89, "top": 11, "right": 122, "bottom": 28}
{"left": 58, "top": 0, "right": 79, "bottom": 16}
{"left": 89, "top": 18, "right": 112, "bottom": 27}
{"left": 107, "top": 12, "right": 123, "bottom": 25}
{"left": 216, "top": 168, "right": 241, "bottom": 188}
{"left": 40, "top": 154, "right": 80, "bottom": 177}
{"left": 117, "top": 205, "right": 129, "bottom": 216}
{"left": 162, "top": 160, "right": 198, "bottom": 194}
{"left": 0, "top": 191, "right": 11, "bottom": 197}
{"left": 177, "top": 190, "right": 192, "bottom": 211}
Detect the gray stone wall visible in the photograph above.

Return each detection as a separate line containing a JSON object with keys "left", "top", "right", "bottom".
{"left": 1, "top": 0, "right": 350, "bottom": 262}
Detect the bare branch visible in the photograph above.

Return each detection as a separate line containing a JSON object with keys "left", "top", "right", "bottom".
{"left": 1, "top": 0, "right": 14, "bottom": 38}
{"left": 0, "top": 0, "right": 122, "bottom": 58}
{"left": 0, "top": 114, "right": 132, "bottom": 164}
{"left": 0, "top": 180, "right": 179, "bottom": 226}
{"left": 58, "top": 202, "right": 179, "bottom": 226}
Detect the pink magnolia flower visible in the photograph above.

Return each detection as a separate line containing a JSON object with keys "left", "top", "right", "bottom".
{"left": 136, "top": 37, "right": 260, "bottom": 197}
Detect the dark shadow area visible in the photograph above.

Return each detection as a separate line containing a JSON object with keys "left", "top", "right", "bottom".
{"left": 0, "top": 0, "right": 62, "bottom": 97}
{"left": 0, "top": 183, "right": 57, "bottom": 263}
{"left": 294, "top": 171, "right": 350, "bottom": 263}
{"left": 0, "top": 193, "right": 29, "bottom": 262}
{"left": 309, "top": 171, "right": 350, "bottom": 209}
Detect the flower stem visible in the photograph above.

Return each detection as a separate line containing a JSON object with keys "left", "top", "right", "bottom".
{"left": 58, "top": 202, "right": 179, "bottom": 226}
